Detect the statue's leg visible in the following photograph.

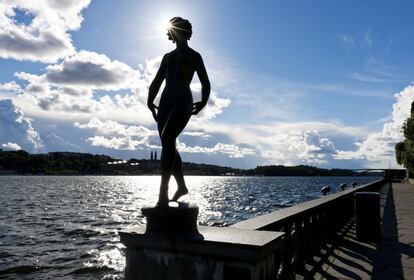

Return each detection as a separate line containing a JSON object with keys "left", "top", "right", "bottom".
{"left": 158, "top": 109, "right": 190, "bottom": 206}
{"left": 157, "top": 110, "right": 169, "bottom": 207}
{"left": 172, "top": 152, "right": 188, "bottom": 201}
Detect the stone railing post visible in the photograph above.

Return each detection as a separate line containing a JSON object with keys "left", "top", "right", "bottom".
{"left": 320, "top": 209, "right": 328, "bottom": 244}
{"left": 302, "top": 216, "right": 313, "bottom": 260}
{"left": 291, "top": 219, "right": 305, "bottom": 271}
{"left": 310, "top": 213, "right": 321, "bottom": 252}
{"left": 277, "top": 223, "right": 295, "bottom": 280}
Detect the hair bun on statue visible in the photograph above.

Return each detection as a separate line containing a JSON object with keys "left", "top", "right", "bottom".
{"left": 167, "top": 17, "right": 192, "bottom": 42}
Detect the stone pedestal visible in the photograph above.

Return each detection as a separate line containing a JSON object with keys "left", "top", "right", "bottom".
{"left": 142, "top": 203, "right": 199, "bottom": 235}
{"left": 120, "top": 226, "right": 283, "bottom": 280}
{"left": 119, "top": 203, "right": 284, "bottom": 280}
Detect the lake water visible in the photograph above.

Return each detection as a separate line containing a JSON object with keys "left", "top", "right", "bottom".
{"left": 0, "top": 175, "right": 379, "bottom": 279}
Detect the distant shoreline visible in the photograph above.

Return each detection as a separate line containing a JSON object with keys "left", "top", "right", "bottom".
{"left": 0, "top": 150, "right": 382, "bottom": 177}
{"left": 0, "top": 174, "right": 379, "bottom": 177}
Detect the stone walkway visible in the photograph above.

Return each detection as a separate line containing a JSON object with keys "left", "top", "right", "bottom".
{"left": 315, "top": 182, "right": 414, "bottom": 279}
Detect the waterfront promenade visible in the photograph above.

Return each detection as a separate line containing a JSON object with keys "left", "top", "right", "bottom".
{"left": 317, "top": 182, "right": 414, "bottom": 279}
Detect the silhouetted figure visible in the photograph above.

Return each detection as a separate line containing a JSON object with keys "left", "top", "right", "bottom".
{"left": 147, "top": 17, "right": 210, "bottom": 207}
{"left": 150, "top": 151, "right": 154, "bottom": 161}
{"left": 154, "top": 151, "right": 158, "bottom": 161}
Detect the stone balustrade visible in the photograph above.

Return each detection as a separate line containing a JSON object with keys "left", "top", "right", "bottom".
{"left": 232, "top": 178, "right": 385, "bottom": 279}
{"left": 120, "top": 178, "right": 385, "bottom": 280}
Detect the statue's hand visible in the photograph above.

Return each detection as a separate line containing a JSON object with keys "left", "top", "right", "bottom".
{"left": 191, "top": 102, "right": 206, "bottom": 115}
{"left": 147, "top": 103, "right": 158, "bottom": 122}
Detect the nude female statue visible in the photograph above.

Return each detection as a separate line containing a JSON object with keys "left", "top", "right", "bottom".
{"left": 147, "top": 17, "right": 211, "bottom": 207}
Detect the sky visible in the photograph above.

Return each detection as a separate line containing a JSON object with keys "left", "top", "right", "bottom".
{"left": 0, "top": 0, "right": 414, "bottom": 169}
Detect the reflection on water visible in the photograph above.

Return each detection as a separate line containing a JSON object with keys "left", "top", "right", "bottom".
{"left": 0, "top": 175, "right": 378, "bottom": 279}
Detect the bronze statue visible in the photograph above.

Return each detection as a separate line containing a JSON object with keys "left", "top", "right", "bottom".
{"left": 147, "top": 17, "right": 211, "bottom": 207}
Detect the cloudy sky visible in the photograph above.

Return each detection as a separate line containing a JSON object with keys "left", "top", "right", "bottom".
{"left": 1, "top": 0, "right": 414, "bottom": 169}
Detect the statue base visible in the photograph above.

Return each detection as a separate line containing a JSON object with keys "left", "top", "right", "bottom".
{"left": 120, "top": 202, "right": 284, "bottom": 280}
{"left": 142, "top": 202, "right": 199, "bottom": 235}
{"left": 120, "top": 225, "right": 283, "bottom": 280}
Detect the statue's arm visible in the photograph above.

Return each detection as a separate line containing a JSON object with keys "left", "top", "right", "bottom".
{"left": 195, "top": 53, "right": 210, "bottom": 106}
{"left": 191, "top": 52, "right": 210, "bottom": 116}
{"left": 147, "top": 55, "right": 167, "bottom": 108}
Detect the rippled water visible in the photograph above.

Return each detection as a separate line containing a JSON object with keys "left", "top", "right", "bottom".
{"left": 0, "top": 175, "right": 378, "bottom": 279}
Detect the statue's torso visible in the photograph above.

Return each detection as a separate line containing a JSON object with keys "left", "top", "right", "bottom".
{"left": 159, "top": 48, "right": 197, "bottom": 110}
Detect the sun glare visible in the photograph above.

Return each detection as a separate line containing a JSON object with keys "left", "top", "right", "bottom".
{"left": 161, "top": 18, "right": 172, "bottom": 32}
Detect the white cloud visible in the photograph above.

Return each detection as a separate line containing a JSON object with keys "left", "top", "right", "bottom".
{"left": 187, "top": 119, "right": 356, "bottom": 165}
{"left": 15, "top": 50, "right": 140, "bottom": 91}
{"left": 182, "top": 131, "right": 212, "bottom": 139}
{"left": 2, "top": 142, "right": 21, "bottom": 151}
{"left": 3, "top": 53, "right": 230, "bottom": 129}
{"left": 257, "top": 129, "right": 337, "bottom": 165}
{"left": 177, "top": 141, "right": 256, "bottom": 158}
{"left": 76, "top": 118, "right": 161, "bottom": 150}
{"left": 140, "top": 56, "right": 163, "bottom": 80}
{"left": 0, "top": 99, "right": 43, "bottom": 152}
{"left": 0, "top": 81, "right": 22, "bottom": 92}
{"left": 0, "top": 0, "right": 91, "bottom": 63}
{"left": 75, "top": 117, "right": 256, "bottom": 159}
{"left": 190, "top": 83, "right": 231, "bottom": 120}
{"left": 45, "top": 51, "right": 140, "bottom": 90}
{"left": 5, "top": 52, "right": 151, "bottom": 123}
{"left": 335, "top": 85, "right": 414, "bottom": 167}
{"left": 303, "top": 130, "right": 336, "bottom": 154}
{"left": 75, "top": 117, "right": 158, "bottom": 138}
{"left": 87, "top": 135, "right": 145, "bottom": 150}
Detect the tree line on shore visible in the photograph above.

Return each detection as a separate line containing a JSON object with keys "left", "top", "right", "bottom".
{"left": 0, "top": 149, "right": 367, "bottom": 176}
{"left": 395, "top": 101, "right": 414, "bottom": 178}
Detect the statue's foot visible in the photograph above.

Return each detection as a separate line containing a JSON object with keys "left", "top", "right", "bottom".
{"left": 171, "top": 187, "right": 188, "bottom": 202}
{"left": 156, "top": 195, "right": 169, "bottom": 208}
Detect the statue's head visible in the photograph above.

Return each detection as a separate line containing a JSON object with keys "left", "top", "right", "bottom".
{"left": 167, "top": 17, "right": 192, "bottom": 43}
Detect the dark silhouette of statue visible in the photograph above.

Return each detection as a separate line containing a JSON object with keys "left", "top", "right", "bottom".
{"left": 147, "top": 17, "right": 210, "bottom": 207}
